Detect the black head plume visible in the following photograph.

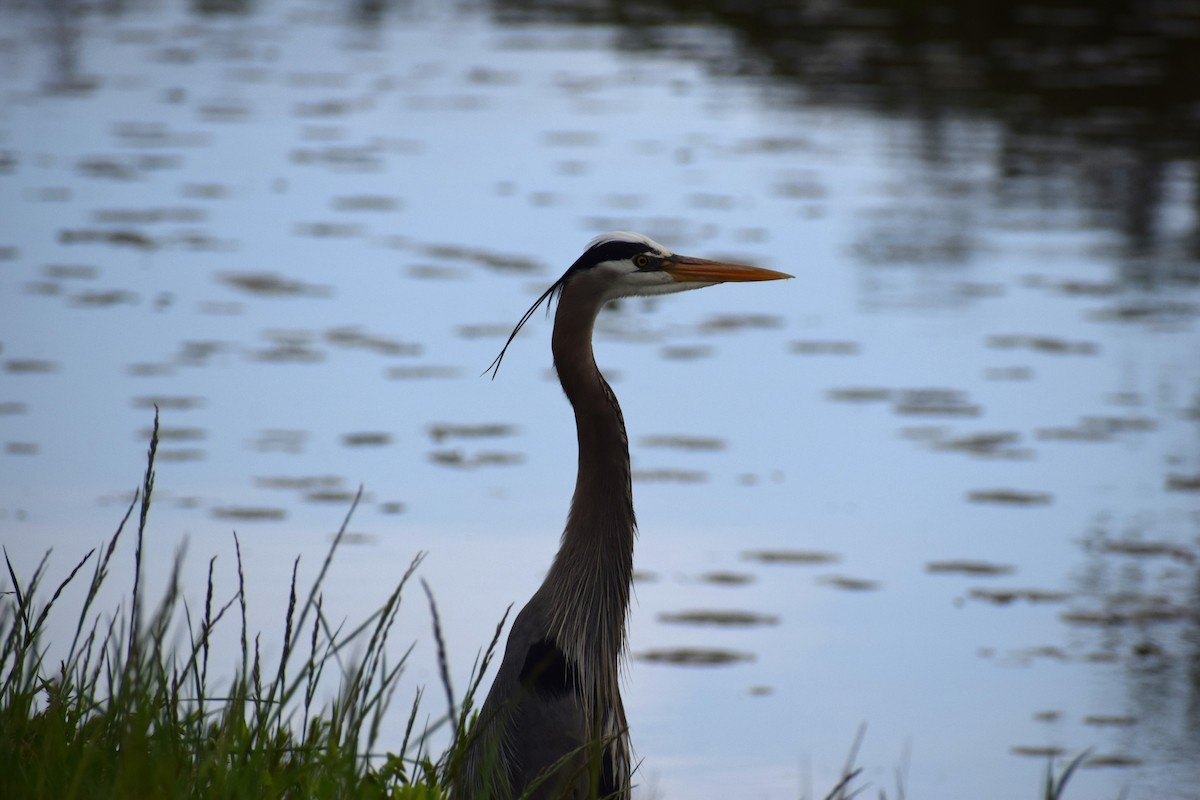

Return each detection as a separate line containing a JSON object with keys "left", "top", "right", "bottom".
{"left": 484, "top": 274, "right": 566, "bottom": 380}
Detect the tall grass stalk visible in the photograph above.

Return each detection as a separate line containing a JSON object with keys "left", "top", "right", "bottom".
{"left": 0, "top": 411, "right": 471, "bottom": 799}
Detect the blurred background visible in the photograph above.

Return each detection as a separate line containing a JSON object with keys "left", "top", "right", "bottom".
{"left": 1, "top": 0, "right": 1198, "bottom": 797}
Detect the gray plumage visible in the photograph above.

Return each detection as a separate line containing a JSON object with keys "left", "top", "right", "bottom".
{"left": 456, "top": 233, "right": 790, "bottom": 800}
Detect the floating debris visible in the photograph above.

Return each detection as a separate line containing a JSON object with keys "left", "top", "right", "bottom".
{"left": 632, "top": 469, "right": 707, "bottom": 484}
{"left": 634, "top": 648, "right": 754, "bottom": 666}
{"left": 211, "top": 506, "right": 287, "bottom": 521}
{"left": 198, "top": 301, "right": 244, "bottom": 316}
{"left": 1083, "top": 754, "right": 1143, "bottom": 768}
{"left": 657, "top": 609, "right": 779, "bottom": 627}
{"left": 984, "top": 366, "right": 1033, "bottom": 381}
{"left": 181, "top": 182, "right": 229, "bottom": 199}
{"left": 293, "top": 98, "right": 361, "bottom": 117}
{"left": 293, "top": 221, "right": 362, "bottom": 238}
{"left": 928, "top": 431, "right": 1030, "bottom": 459}
{"left": 137, "top": 426, "right": 205, "bottom": 442}
{"left": 1038, "top": 415, "right": 1156, "bottom": 442}
{"left": 818, "top": 575, "right": 881, "bottom": 591}
{"left": 76, "top": 156, "right": 138, "bottom": 181}
{"left": 420, "top": 242, "right": 541, "bottom": 274}
{"left": 156, "top": 448, "right": 206, "bottom": 462}
{"left": 893, "top": 388, "right": 981, "bottom": 417}
{"left": 1010, "top": 746, "right": 1066, "bottom": 759}
{"left": 304, "top": 489, "right": 361, "bottom": 504}
{"left": 0, "top": 402, "right": 28, "bottom": 415}
{"left": 455, "top": 323, "right": 517, "bottom": 339}
{"left": 955, "top": 282, "right": 1005, "bottom": 298}
{"left": 698, "top": 571, "right": 755, "bottom": 586}
{"left": 332, "top": 195, "right": 401, "bottom": 211}
{"left": 91, "top": 207, "right": 207, "bottom": 224}
{"left": 379, "top": 501, "right": 405, "bottom": 515}
{"left": 70, "top": 289, "right": 139, "bottom": 308}
{"left": 966, "top": 489, "right": 1053, "bottom": 506}
{"left": 748, "top": 685, "right": 774, "bottom": 696}
{"left": 407, "top": 264, "right": 467, "bottom": 280}
{"left": 1032, "top": 710, "right": 1061, "bottom": 722}
{"left": 428, "top": 449, "right": 523, "bottom": 469}
{"left": 1089, "top": 301, "right": 1199, "bottom": 323}
{"left": 427, "top": 422, "right": 515, "bottom": 443}
{"left": 541, "top": 130, "right": 600, "bottom": 147}
{"left": 1083, "top": 715, "right": 1137, "bottom": 727}
{"left": 4, "top": 359, "right": 60, "bottom": 374}
{"left": 1017, "top": 645, "right": 1068, "bottom": 661}
{"left": 43, "top": 264, "right": 99, "bottom": 280}
{"left": 326, "top": 326, "right": 420, "bottom": 356}
{"left": 172, "top": 231, "right": 238, "bottom": 252}
{"left": 331, "top": 531, "right": 376, "bottom": 546}
{"left": 1167, "top": 474, "right": 1200, "bottom": 492}
{"left": 5, "top": 442, "right": 38, "bottom": 455}
{"left": 788, "top": 340, "right": 860, "bottom": 355}
{"left": 1098, "top": 539, "right": 1194, "bottom": 563}
{"left": 739, "top": 136, "right": 819, "bottom": 154}
{"left": 1060, "top": 602, "right": 1197, "bottom": 626}
{"left": 640, "top": 434, "right": 725, "bottom": 451}
{"left": 742, "top": 549, "right": 839, "bottom": 565}
{"left": 342, "top": 432, "right": 392, "bottom": 447}
{"left": 289, "top": 144, "right": 386, "bottom": 171}
{"left": 254, "top": 475, "right": 342, "bottom": 490}
{"left": 926, "top": 560, "right": 1015, "bottom": 576}
{"left": 698, "top": 313, "right": 784, "bottom": 334}
{"left": 386, "top": 365, "right": 460, "bottom": 380}
{"left": 248, "top": 429, "right": 309, "bottom": 454}
{"left": 59, "top": 229, "right": 157, "bottom": 250}
{"left": 132, "top": 395, "right": 205, "bottom": 411}
{"left": 1036, "top": 424, "right": 1112, "bottom": 443}
{"left": 986, "top": 334, "right": 1099, "bottom": 356}
{"left": 968, "top": 588, "right": 1070, "bottom": 605}
{"left": 826, "top": 387, "right": 891, "bottom": 403}
{"left": 250, "top": 330, "right": 324, "bottom": 364}
{"left": 660, "top": 344, "right": 712, "bottom": 361}
{"left": 1046, "top": 279, "right": 1120, "bottom": 297}
{"left": 217, "top": 271, "right": 334, "bottom": 298}
{"left": 24, "top": 281, "right": 62, "bottom": 296}
{"left": 631, "top": 570, "right": 658, "bottom": 583}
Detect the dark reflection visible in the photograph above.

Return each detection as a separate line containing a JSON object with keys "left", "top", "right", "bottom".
{"left": 192, "top": 0, "right": 252, "bottom": 14}
{"left": 26, "top": 0, "right": 1200, "bottom": 282}
{"left": 494, "top": 0, "right": 1200, "bottom": 285}
{"left": 1067, "top": 515, "right": 1200, "bottom": 782}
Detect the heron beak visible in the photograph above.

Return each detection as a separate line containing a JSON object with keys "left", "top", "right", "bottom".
{"left": 662, "top": 255, "right": 793, "bottom": 283}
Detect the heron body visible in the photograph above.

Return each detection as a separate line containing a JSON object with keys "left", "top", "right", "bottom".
{"left": 459, "top": 233, "right": 790, "bottom": 799}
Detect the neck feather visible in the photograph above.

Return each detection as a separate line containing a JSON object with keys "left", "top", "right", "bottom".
{"left": 541, "top": 279, "right": 635, "bottom": 726}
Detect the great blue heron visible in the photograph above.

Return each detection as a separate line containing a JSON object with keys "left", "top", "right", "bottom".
{"left": 458, "top": 232, "right": 791, "bottom": 799}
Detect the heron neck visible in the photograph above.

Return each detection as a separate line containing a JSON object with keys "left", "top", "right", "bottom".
{"left": 543, "top": 282, "right": 635, "bottom": 697}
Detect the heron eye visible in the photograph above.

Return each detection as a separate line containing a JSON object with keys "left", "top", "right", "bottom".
{"left": 634, "top": 255, "right": 650, "bottom": 268}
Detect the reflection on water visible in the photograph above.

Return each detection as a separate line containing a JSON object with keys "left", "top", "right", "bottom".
{"left": 1, "top": 1, "right": 1199, "bottom": 798}
{"left": 497, "top": 0, "right": 1200, "bottom": 282}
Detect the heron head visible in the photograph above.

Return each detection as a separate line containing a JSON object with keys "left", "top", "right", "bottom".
{"left": 486, "top": 231, "right": 791, "bottom": 378}
{"left": 562, "top": 231, "right": 791, "bottom": 301}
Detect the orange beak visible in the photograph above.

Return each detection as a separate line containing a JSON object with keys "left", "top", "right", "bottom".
{"left": 662, "top": 255, "right": 793, "bottom": 283}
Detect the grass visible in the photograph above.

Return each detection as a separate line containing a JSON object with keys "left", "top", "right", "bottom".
{"left": 0, "top": 412, "right": 1096, "bottom": 799}
{"left": 0, "top": 411, "right": 498, "bottom": 800}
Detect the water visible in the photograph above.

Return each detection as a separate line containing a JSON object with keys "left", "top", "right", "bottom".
{"left": 2, "top": 2, "right": 1199, "bottom": 798}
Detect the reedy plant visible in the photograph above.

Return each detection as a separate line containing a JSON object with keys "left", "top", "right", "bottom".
{"left": 0, "top": 411, "right": 492, "bottom": 800}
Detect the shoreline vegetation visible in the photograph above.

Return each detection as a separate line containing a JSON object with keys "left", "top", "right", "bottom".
{"left": 1, "top": 412, "right": 1089, "bottom": 799}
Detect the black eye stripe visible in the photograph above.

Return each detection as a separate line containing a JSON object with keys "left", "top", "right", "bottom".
{"left": 568, "top": 240, "right": 651, "bottom": 272}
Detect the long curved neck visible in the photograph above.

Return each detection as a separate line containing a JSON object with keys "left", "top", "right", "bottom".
{"left": 541, "top": 280, "right": 635, "bottom": 717}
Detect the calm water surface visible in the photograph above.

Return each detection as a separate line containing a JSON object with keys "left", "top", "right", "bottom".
{"left": 2, "top": 2, "right": 1198, "bottom": 798}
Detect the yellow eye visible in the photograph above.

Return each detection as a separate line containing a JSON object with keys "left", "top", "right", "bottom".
{"left": 634, "top": 255, "right": 649, "bottom": 268}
